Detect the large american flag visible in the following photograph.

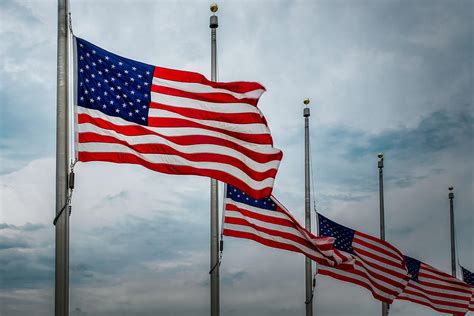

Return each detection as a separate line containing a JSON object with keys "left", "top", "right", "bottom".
{"left": 317, "top": 213, "right": 410, "bottom": 304}
{"left": 461, "top": 266, "right": 474, "bottom": 312}
{"left": 223, "top": 185, "right": 354, "bottom": 267}
{"left": 397, "top": 256, "right": 471, "bottom": 315}
{"left": 74, "top": 37, "right": 282, "bottom": 198}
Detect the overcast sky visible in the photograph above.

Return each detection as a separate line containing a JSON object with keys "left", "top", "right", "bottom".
{"left": 0, "top": 0, "right": 473, "bottom": 315}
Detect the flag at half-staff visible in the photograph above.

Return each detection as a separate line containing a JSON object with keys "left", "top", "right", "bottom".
{"left": 316, "top": 213, "right": 410, "bottom": 304}
{"left": 397, "top": 256, "right": 471, "bottom": 315}
{"left": 223, "top": 185, "right": 354, "bottom": 266}
{"left": 461, "top": 266, "right": 474, "bottom": 312}
{"left": 74, "top": 37, "right": 282, "bottom": 198}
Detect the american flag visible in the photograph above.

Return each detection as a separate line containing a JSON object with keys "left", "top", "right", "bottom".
{"left": 397, "top": 256, "right": 471, "bottom": 315}
{"left": 461, "top": 266, "right": 474, "bottom": 312}
{"left": 317, "top": 213, "right": 410, "bottom": 304}
{"left": 74, "top": 37, "right": 282, "bottom": 198}
{"left": 223, "top": 185, "right": 354, "bottom": 266}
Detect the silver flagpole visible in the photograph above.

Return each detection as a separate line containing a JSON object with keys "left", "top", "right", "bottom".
{"left": 209, "top": 3, "right": 220, "bottom": 316}
{"left": 448, "top": 186, "right": 456, "bottom": 277}
{"left": 304, "top": 98, "right": 313, "bottom": 316}
{"left": 377, "top": 153, "right": 388, "bottom": 316}
{"left": 55, "top": 0, "right": 70, "bottom": 315}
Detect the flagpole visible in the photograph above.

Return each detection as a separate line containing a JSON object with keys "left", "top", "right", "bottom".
{"left": 378, "top": 153, "right": 388, "bottom": 316}
{"left": 210, "top": 3, "right": 220, "bottom": 316}
{"left": 304, "top": 98, "right": 313, "bottom": 316}
{"left": 55, "top": 0, "right": 70, "bottom": 315}
{"left": 448, "top": 186, "right": 456, "bottom": 277}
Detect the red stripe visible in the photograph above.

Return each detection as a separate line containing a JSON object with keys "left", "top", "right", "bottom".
{"left": 222, "top": 229, "right": 337, "bottom": 266}
{"left": 352, "top": 247, "right": 408, "bottom": 280}
{"left": 148, "top": 117, "right": 273, "bottom": 146}
{"left": 356, "top": 231, "right": 404, "bottom": 260}
{"left": 78, "top": 114, "right": 282, "bottom": 164}
{"left": 78, "top": 151, "right": 272, "bottom": 199}
{"left": 154, "top": 67, "right": 265, "bottom": 94}
{"left": 151, "top": 84, "right": 259, "bottom": 106}
{"left": 318, "top": 268, "right": 393, "bottom": 303}
{"left": 79, "top": 133, "right": 277, "bottom": 182}
{"left": 398, "top": 293, "right": 466, "bottom": 315}
{"left": 224, "top": 217, "right": 322, "bottom": 252}
{"left": 353, "top": 232, "right": 404, "bottom": 264}
{"left": 150, "top": 102, "right": 264, "bottom": 125}
{"left": 417, "top": 275, "right": 472, "bottom": 296}
{"left": 225, "top": 203, "right": 296, "bottom": 228}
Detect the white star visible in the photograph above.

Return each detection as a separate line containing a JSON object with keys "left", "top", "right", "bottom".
{"left": 102, "top": 104, "right": 106, "bottom": 109}
{"left": 117, "top": 86, "right": 121, "bottom": 90}
{"left": 117, "top": 73, "right": 122, "bottom": 77}
{"left": 86, "top": 52, "right": 90, "bottom": 57}
{"left": 79, "top": 68, "right": 84, "bottom": 73}
{"left": 110, "top": 87, "right": 114, "bottom": 91}
{"left": 96, "top": 96, "right": 101, "bottom": 100}
{"left": 146, "top": 71, "right": 150, "bottom": 75}
{"left": 98, "top": 71, "right": 102, "bottom": 75}
{"left": 141, "top": 117, "right": 145, "bottom": 121}
{"left": 142, "top": 105, "right": 147, "bottom": 109}
{"left": 104, "top": 91, "right": 108, "bottom": 96}
{"left": 118, "top": 62, "right": 123, "bottom": 66}
{"left": 85, "top": 78, "right": 89, "bottom": 83}
{"left": 130, "top": 77, "right": 134, "bottom": 82}
{"left": 144, "top": 82, "right": 148, "bottom": 86}
{"left": 98, "top": 59, "right": 102, "bottom": 63}
{"left": 79, "top": 43, "right": 83, "bottom": 48}
{"left": 89, "top": 98, "right": 94, "bottom": 103}
{"left": 97, "top": 82, "right": 101, "bottom": 87}
{"left": 138, "top": 74, "right": 142, "bottom": 78}
{"left": 131, "top": 90, "right": 135, "bottom": 95}
{"left": 92, "top": 50, "right": 96, "bottom": 54}
{"left": 105, "top": 68, "right": 109, "bottom": 73}
{"left": 124, "top": 70, "right": 129, "bottom": 74}
{"left": 129, "top": 112, "right": 133, "bottom": 116}
{"left": 111, "top": 77, "right": 115, "bottom": 82}
{"left": 90, "top": 88, "right": 95, "bottom": 92}
{"left": 80, "top": 96, "right": 84, "bottom": 101}
{"left": 80, "top": 56, "right": 84, "bottom": 60}
{"left": 84, "top": 90, "right": 88, "bottom": 94}
{"left": 92, "top": 62, "right": 96, "bottom": 66}
{"left": 136, "top": 99, "right": 140, "bottom": 103}
{"left": 85, "top": 65, "right": 89, "bottom": 69}
{"left": 116, "top": 95, "right": 121, "bottom": 99}
{"left": 111, "top": 64, "right": 115, "bottom": 69}
{"left": 91, "top": 74, "right": 95, "bottom": 78}
{"left": 105, "top": 56, "right": 109, "bottom": 60}
{"left": 109, "top": 101, "right": 114, "bottom": 105}
{"left": 115, "top": 109, "right": 120, "bottom": 113}
{"left": 137, "top": 85, "right": 141, "bottom": 89}
{"left": 135, "top": 109, "right": 139, "bottom": 113}
{"left": 132, "top": 67, "right": 136, "bottom": 71}
{"left": 122, "top": 103, "right": 127, "bottom": 108}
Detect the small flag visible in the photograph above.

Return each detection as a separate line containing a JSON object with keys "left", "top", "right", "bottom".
{"left": 223, "top": 185, "right": 354, "bottom": 266}
{"left": 461, "top": 266, "right": 474, "bottom": 312}
{"left": 74, "top": 37, "right": 282, "bottom": 198}
{"left": 397, "top": 256, "right": 471, "bottom": 315}
{"left": 317, "top": 213, "right": 410, "bottom": 304}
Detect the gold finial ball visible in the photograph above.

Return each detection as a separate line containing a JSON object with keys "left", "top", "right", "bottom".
{"left": 449, "top": 186, "right": 454, "bottom": 191}
{"left": 303, "top": 98, "right": 310, "bottom": 105}
{"left": 378, "top": 152, "right": 384, "bottom": 159}
{"left": 210, "top": 3, "right": 218, "bottom": 13}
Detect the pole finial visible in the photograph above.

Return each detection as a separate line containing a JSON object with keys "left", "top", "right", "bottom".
{"left": 303, "top": 98, "right": 310, "bottom": 106}
{"left": 378, "top": 152, "right": 384, "bottom": 159}
{"left": 210, "top": 3, "right": 218, "bottom": 13}
{"left": 449, "top": 186, "right": 454, "bottom": 191}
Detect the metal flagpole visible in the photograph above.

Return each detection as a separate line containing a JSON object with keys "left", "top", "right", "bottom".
{"left": 304, "top": 98, "right": 313, "bottom": 316}
{"left": 55, "top": 0, "right": 70, "bottom": 315}
{"left": 448, "top": 186, "right": 456, "bottom": 277}
{"left": 209, "top": 3, "right": 220, "bottom": 316}
{"left": 377, "top": 153, "right": 388, "bottom": 316}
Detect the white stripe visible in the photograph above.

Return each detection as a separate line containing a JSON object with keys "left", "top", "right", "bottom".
{"left": 399, "top": 285, "right": 468, "bottom": 312}
{"left": 353, "top": 248, "right": 408, "bottom": 277}
{"left": 225, "top": 199, "right": 289, "bottom": 220}
{"left": 149, "top": 108, "right": 270, "bottom": 135}
{"left": 77, "top": 107, "right": 279, "bottom": 154}
{"left": 78, "top": 142, "right": 275, "bottom": 191}
{"left": 78, "top": 123, "right": 280, "bottom": 173}
{"left": 225, "top": 209, "right": 305, "bottom": 240}
{"left": 354, "top": 252, "right": 408, "bottom": 285}
{"left": 319, "top": 265, "right": 394, "bottom": 300}
{"left": 223, "top": 223, "right": 336, "bottom": 265}
{"left": 152, "top": 77, "right": 265, "bottom": 100}
{"left": 353, "top": 260, "right": 406, "bottom": 293}
{"left": 151, "top": 91, "right": 262, "bottom": 114}
{"left": 353, "top": 241, "right": 404, "bottom": 268}
{"left": 421, "top": 269, "right": 471, "bottom": 292}
{"left": 417, "top": 276, "right": 472, "bottom": 298}
{"left": 354, "top": 234, "right": 403, "bottom": 261}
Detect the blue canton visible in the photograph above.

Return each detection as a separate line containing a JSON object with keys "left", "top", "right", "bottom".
{"left": 76, "top": 37, "right": 154, "bottom": 125}
{"left": 226, "top": 185, "right": 275, "bottom": 211}
{"left": 317, "top": 214, "right": 355, "bottom": 254}
{"left": 404, "top": 256, "right": 421, "bottom": 282}
{"left": 461, "top": 266, "right": 474, "bottom": 287}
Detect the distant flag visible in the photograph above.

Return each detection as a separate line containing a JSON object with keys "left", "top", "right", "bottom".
{"left": 397, "top": 256, "right": 471, "bottom": 315}
{"left": 461, "top": 266, "right": 474, "bottom": 312}
{"left": 74, "top": 37, "right": 282, "bottom": 198}
{"left": 316, "top": 213, "right": 410, "bottom": 304}
{"left": 223, "top": 185, "right": 354, "bottom": 267}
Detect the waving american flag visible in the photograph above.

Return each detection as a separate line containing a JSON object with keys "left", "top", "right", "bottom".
{"left": 317, "top": 213, "right": 410, "bottom": 304}
{"left": 223, "top": 185, "right": 354, "bottom": 267}
{"left": 461, "top": 266, "right": 474, "bottom": 312}
{"left": 74, "top": 37, "right": 282, "bottom": 198}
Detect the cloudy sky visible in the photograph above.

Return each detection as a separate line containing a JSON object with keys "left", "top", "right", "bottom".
{"left": 0, "top": 0, "right": 472, "bottom": 315}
